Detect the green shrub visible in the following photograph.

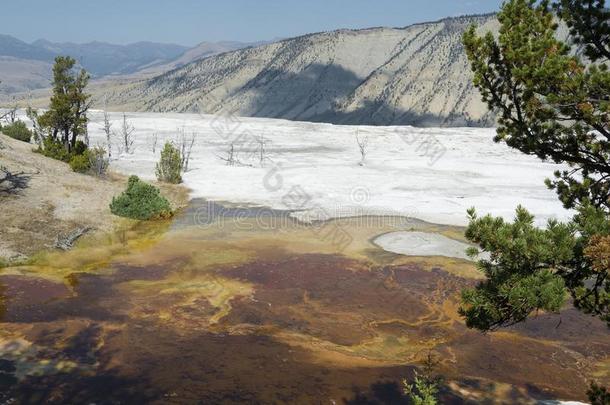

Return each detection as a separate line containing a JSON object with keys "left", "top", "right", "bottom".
{"left": 69, "top": 152, "right": 91, "bottom": 173}
{"left": 73, "top": 140, "right": 88, "bottom": 156}
{"left": 88, "top": 146, "right": 109, "bottom": 177}
{"left": 156, "top": 142, "right": 182, "bottom": 184}
{"left": 38, "top": 137, "right": 72, "bottom": 162}
{"left": 110, "top": 175, "right": 172, "bottom": 220}
{"left": 1, "top": 121, "right": 32, "bottom": 142}
{"left": 37, "top": 137, "right": 91, "bottom": 164}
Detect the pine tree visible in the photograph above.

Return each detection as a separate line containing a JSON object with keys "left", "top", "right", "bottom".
{"left": 37, "top": 56, "right": 91, "bottom": 153}
{"left": 155, "top": 142, "right": 182, "bottom": 184}
{"left": 461, "top": 0, "right": 610, "bottom": 329}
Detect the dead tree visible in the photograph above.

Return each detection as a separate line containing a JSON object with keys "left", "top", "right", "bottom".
{"left": 257, "top": 134, "right": 271, "bottom": 167}
{"left": 120, "top": 113, "right": 135, "bottom": 154}
{"left": 0, "top": 106, "right": 17, "bottom": 124}
{"left": 216, "top": 142, "right": 251, "bottom": 167}
{"left": 54, "top": 227, "right": 93, "bottom": 250}
{"left": 88, "top": 146, "right": 109, "bottom": 177}
{"left": 178, "top": 129, "right": 196, "bottom": 172}
{"left": 219, "top": 142, "right": 237, "bottom": 166}
{"left": 356, "top": 131, "right": 369, "bottom": 166}
{"left": 150, "top": 132, "right": 158, "bottom": 154}
{"left": 26, "top": 107, "right": 45, "bottom": 147}
{"left": 102, "top": 109, "right": 113, "bottom": 158}
{"left": 0, "top": 97, "right": 18, "bottom": 124}
{"left": 83, "top": 127, "right": 90, "bottom": 147}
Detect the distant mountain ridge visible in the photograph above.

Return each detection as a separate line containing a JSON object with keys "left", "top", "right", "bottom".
{"left": 98, "top": 14, "right": 500, "bottom": 126}
{"left": 0, "top": 35, "right": 258, "bottom": 94}
{"left": 0, "top": 34, "right": 56, "bottom": 62}
{"left": 0, "top": 35, "right": 189, "bottom": 76}
{"left": 134, "top": 39, "right": 276, "bottom": 76}
{"left": 31, "top": 39, "right": 189, "bottom": 76}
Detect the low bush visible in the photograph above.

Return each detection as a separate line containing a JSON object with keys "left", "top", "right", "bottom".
{"left": 88, "top": 146, "right": 109, "bottom": 177}
{"left": 1, "top": 121, "right": 32, "bottom": 142}
{"left": 38, "top": 137, "right": 72, "bottom": 162}
{"left": 73, "top": 140, "right": 88, "bottom": 156}
{"left": 110, "top": 175, "right": 172, "bottom": 220}
{"left": 156, "top": 142, "right": 182, "bottom": 184}
{"left": 37, "top": 138, "right": 93, "bottom": 174}
{"left": 69, "top": 152, "right": 91, "bottom": 173}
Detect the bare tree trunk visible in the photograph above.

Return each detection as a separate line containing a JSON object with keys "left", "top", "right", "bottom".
{"left": 102, "top": 109, "right": 113, "bottom": 158}
{"left": 150, "top": 132, "right": 158, "bottom": 154}
{"left": 257, "top": 134, "right": 270, "bottom": 167}
{"left": 121, "top": 113, "right": 135, "bottom": 154}
{"left": 217, "top": 143, "right": 240, "bottom": 166}
{"left": 0, "top": 103, "right": 17, "bottom": 124}
{"left": 356, "top": 130, "right": 369, "bottom": 166}
{"left": 178, "top": 129, "right": 196, "bottom": 172}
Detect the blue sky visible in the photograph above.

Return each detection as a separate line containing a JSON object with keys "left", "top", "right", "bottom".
{"left": 4, "top": 0, "right": 503, "bottom": 46}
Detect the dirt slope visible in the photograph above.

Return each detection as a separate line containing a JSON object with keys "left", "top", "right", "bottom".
{"left": 0, "top": 134, "right": 188, "bottom": 259}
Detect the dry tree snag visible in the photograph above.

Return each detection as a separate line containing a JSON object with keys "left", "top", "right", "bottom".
{"left": 120, "top": 113, "right": 135, "bottom": 154}
{"left": 150, "top": 132, "right": 159, "bottom": 154}
{"left": 102, "top": 109, "right": 114, "bottom": 158}
{"left": 177, "top": 129, "right": 196, "bottom": 172}
{"left": 0, "top": 105, "right": 18, "bottom": 125}
{"left": 218, "top": 142, "right": 238, "bottom": 166}
{"left": 257, "top": 133, "right": 271, "bottom": 167}
{"left": 356, "top": 130, "right": 369, "bottom": 166}
{"left": 54, "top": 226, "right": 93, "bottom": 250}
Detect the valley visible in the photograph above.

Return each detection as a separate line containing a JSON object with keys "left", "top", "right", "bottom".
{"left": 1, "top": 1, "right": 608, "bottom": 403}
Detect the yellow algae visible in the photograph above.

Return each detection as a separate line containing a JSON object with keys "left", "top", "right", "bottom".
{"left": 124, "top": 273, "right": 254, "bottom": 327}
{"left": 0, "top": 203, "right": 607, "bottom": 402}
{"left": 0, "top": 218, "right": 174, "bottom": 284}
{"left": 272, "top": 330, "right": 434, "bottom": 367}
{"left": 118, "top": 246, "right": 254, "bottom": 326}
{"left": 592, "top": 357, "right": 610, "bottom": 379}
{"left": 168, "top": 214, "right": 482, "bottom": 279}
{"left": 381, "top": 254, "right": 479, "bottom": 280}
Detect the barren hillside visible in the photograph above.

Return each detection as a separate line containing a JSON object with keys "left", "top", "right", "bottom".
{"left": 98, "top": 14, "right": 499, "bottom": 126}
{"left": 0, "top": 134, "right": 188, "bottom": 259}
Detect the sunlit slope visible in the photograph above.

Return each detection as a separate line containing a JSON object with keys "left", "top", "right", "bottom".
{"left": 98, "top": 15, "right": 498, "bottom": 126}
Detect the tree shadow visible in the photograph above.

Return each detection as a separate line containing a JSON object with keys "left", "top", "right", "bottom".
{"left": 0, "top": 167, "right": 31, "bottom": 195}
{"left": 0, "top": 323, "right": 159, "bottom": 404}
{"left": 344, "top": 381, "right": 406, "bottom": 404}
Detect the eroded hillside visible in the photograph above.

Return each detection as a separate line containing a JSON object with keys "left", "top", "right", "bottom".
{"left": 98, "top": 14, "right": 498, "bottom": 126}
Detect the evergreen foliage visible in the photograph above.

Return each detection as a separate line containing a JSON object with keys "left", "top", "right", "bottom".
{"left": 69, "top": 152, "right": 91, "bottom": 173}
{"left": 34, "top": 56, "right": 91, "bottom": 155}
{"left": 37, "top": 137, "right": 92, "bottom": 175}
{"left": 155, "top": 141, "right": 182, "bottom": 184}
{"left": 110, "top": 176, "right": 172, "bottom": 220}
{"left": 402, "top": 353, "right": 442, "bottom": 405}
{"left": 38, "top": 137, "right": 72, "bottom": 162}
{"left": 588, "top": 381, "right": 610, "bottom": 405}
{"left": 462, "top": 0, "right": 610, "bottom": 331}
{"left": 460, "top": 206, "right": 571, "bottom": 330}
{"left": 1, "top": 121, "right": 32, "bottom": 142}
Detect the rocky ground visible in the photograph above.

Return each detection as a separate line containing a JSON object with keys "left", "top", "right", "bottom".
{"left": 0, "top": 134, "right": 188, "bottom": 260}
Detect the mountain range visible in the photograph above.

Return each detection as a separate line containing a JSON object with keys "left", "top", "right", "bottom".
{"left": 0, "top": 35, "right": 256, "bottom": 94}
{"left": 3, "top": 14, "right": 530, "bottom": 126}
{"left": 96, "top": 14, "right": 500, "bottom": 126}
